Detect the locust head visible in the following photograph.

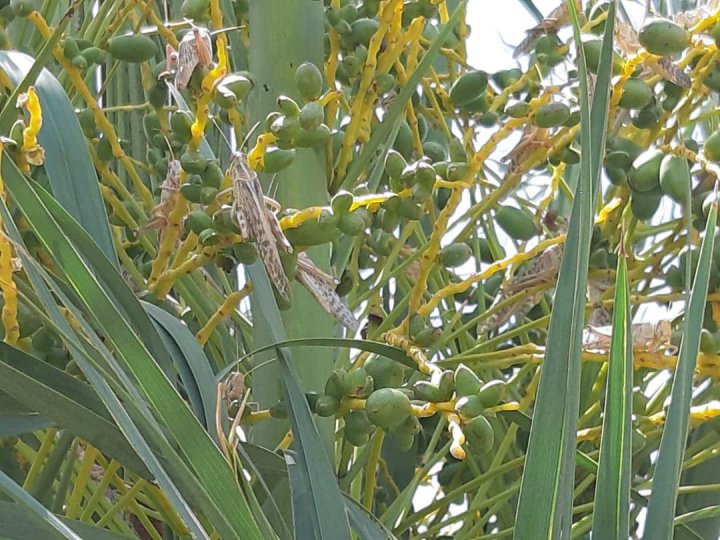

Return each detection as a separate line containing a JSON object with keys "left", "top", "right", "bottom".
{"left": 230, "top": 152, "right": 255, "bottom": 184}
{"left": 655, "top": 319, "right": 672, "bottom": 342}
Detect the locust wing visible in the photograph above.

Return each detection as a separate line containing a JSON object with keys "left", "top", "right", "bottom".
{"left": 230, "top": 153, "right": 292, "bottom": 302}
{"left": 175, "top": 27, "right": 213, "bottom": 90}
{"left": 296, "top": 252, "right": 359, "bottom": 332}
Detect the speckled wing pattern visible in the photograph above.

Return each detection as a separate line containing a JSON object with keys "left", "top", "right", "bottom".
{"left": 138, "top": 160, "right": 181, "bottom": 235}
{"left": 513, "top": 2, "right": 570, "bottom": 58}
{"left": 160, "top": 159, "right": 182, "bottom": 203}
{"left": 296, "top": 252, "right": 359, "bottom": 332}
{"left": 653, "top": 57, "right": 691, "bottom": 88}
{"left": 479, "top": 244, "right": 563, "bottom": 334}
{"left": 175, "top": 27, "right": 213, "bottom": 90}
{"left": 230, "top": 153, "right": 292, "bottom": 302}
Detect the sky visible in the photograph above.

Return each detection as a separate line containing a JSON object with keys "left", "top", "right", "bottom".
{"left": 467, "top": 0, "right": 557, "bottom": 71}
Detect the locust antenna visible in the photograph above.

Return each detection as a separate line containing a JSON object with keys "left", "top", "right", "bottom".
{"left": 211, "top": 25, "right": 245, "bottom": 37}
{"left": 163, "top": 135, "right": 176, "bottom": 161}
{"left": 210, "top": 116, "right": 235, "bottom": 153}
{"left": 239, "top": 121, "right": 262, "bottom": 152}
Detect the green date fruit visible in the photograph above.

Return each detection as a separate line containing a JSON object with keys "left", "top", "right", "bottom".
{"left": 413, "top": 381, "right": 441, "bottom": 402}
{"left": 181, "top": 0, "right": 210, "bottom": 21}
{"left": 299, "top": 102, "right": 324, "bottom": 131}
{"left": 364, "top": 356, "right": 404, "bottom": 389}
{"left": 630, "top": 188, "right": 663, "bottom": 221}
{"left": 582, "top": 38, "right": 623, "bottom": 75}
{"left": 495, "top": 205, "right": 536, "bottom": 241}
{"left": 218, "top": 72, "right": 254, "bottom": 101}
{"left": 181, "top": 150, "right": 209, "bottom": 175}
{"left": 704, "top": 129, "right": 720, "bottom": 162}
{"left": 314, "top": 395, "right": 339, "bottom": 417}
{"left": 465, "top": 414, "right": 495, "bottom": 452}
{"left": 455, "top": 395, "right": 484, "bottom": 419}
{"left": 628, "top": 150, "right": 663, "bottom": 193}
{"left": 295, "top": 62, "right": 323, "bottom": 101}
{"left": 638, "top": 18, "right": 689, "bottom": 56}
{"left": 10, "top": 0, "right": 37, "bottom": 17}
{"left": 454, "top": 364, "right": 482, "bottom": 397}
{"left": 533, "top": 102, "right": 570, "bottom": 128}
{"left": 440, "top": 243, "right": 472, "bottom": 268}
{"left": 262, "top": 147, "right": 296, "bottom": 173}
{"left": 659, "top": 154, "right": 691, "bottom": 203}
{"left": 449, "top": 70, "right": 489, "bottom": 107}
{"left": 619, "top": 78, "right": 652, "bottom": 109}
{"left": 324, "top": 369, "right": 348, "bottom": 400}
{"left": 365, "top": 388, "right": 412, "bottom": 429}
{"left": 700, "top": 329, "right": 716, "bottom": 355}
{"left": 62, "top": 37, "right": 80, "bottom": 61}
{"left": 170, "top": 112, "right": 193, "bottom": 144}
{"left": 414, "top": 327, "right": 442, "bottom": 348}
{"left": 107, "top": 34, "right": 157, "bottom": 63}
{"left": 478, "top": 380, "right": 505, "bottom": 408}
{"left": 184, "top": 210, "right": 213, "bottom": 236}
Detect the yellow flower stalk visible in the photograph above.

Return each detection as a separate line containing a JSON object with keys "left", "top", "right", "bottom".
{"left": 196, "top": 284, "right": 253, "bottom": 346}
{"left": 0, "top": 145, "right": 19, "bottom": 346}
{"left": 247, "top": 133, "right": 278, "bottom": 171}
{"left": 16, "top": 87, "right": 44, "bottom": 169}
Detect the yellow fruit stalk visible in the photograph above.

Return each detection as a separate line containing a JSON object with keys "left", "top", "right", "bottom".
{"left": 196, "top": 284, "right": 252, "bottom": 346}
{"left": 16, "top": 86, "right": 44, "bottom": 170}
{"left": 0, "top": 146, "right": 19, "bottom": 346}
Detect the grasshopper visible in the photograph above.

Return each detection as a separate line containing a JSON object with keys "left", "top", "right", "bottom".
{"left": 164, "top": 26, "right": 213, "bottom": 90}
{"left": 295, "top": 252, "right": 359, "bottom": 332}
{"left": 229, "top": 153, "right": 293, "bottom": 302}
{"left": 229, "top": 154, "right": 359, "bottom": 330}
{"left": 502, "top": 124, "right": 550, "bottom": 174}
{"left": 513, "top": 2, "right": 580, "bottom": 58}
{"left": 479, "top": 244, "right": 563, "bottom": 334}
{"left": 614, "top": 20, "right": 690, "bottom": 88}
{"left": 137, "top": 160, "right": 181, "bottom": 238}
{"left": 221, "top": 371, "right": 246, "bottom": 408}
{"left": 583, "top": 319, "right": 676, "bottom": 354}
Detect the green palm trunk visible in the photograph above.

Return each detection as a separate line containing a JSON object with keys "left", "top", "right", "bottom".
{"left": 247, "top": 0, "right": 337, "bottom": 450}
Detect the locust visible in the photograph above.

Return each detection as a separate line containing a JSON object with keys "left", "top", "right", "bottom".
{"left": 295, "top": 252, "right": 360, "bottom": 332}
{"left": 583, "top": 319, "right": 676, "bottom": 354}
{"left": 502, "top": 124, "right": 549, "bottom": 174}
{"left": 229, "top": 153, "right": 293, "bottom": 302}
{"left": 221, "top": 371, "right": 246, "bottom": 408}
{"left": 479, "top": 244, "right": 563, "bottom": 334}
{"left": 513, "top": 2, "right": 580, "bottom": 58}
{"left": 163, "top": 26, "right": 213, "bottom": 90}
{"left": 614, "top": 19, "right": 690, "bottom": 88}
{"left": 229, "top": 154, "right": 360, "bottom": 330}
{"left": 137, "top": 159, "right": 181, "bottom": 238}
{"left": 477, "top": 242, "right": 615, "bottom": 335}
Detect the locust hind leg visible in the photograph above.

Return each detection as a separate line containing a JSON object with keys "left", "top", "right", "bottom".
{"left": 265, "top": 206, "right": 293, "bottom": 254}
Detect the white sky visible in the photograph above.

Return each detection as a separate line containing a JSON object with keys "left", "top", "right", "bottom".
{"left": 466, "top": 1, "right": 555, "bottom": 70}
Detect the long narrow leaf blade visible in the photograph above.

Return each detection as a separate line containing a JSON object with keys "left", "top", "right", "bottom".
{"left": 514, "top": 2, "right": 616, "bottom": 537}
{"left": 0, "top": 501, "right": 131, "bottom": 540}
{"left": 645, "top": 196, "right": 718, "bottom": 539}
{"left": 278, "top": 348, "right": 352, "bottom": 540}
{"left": 592, "top": 252, "right": 633, "bottom": 539}
{"left": 144, "top": 302, "right": 217, "bottom": 432}
{"left": 0, "top": 470, "right": 81, "bottom": 540}
{"left": 0, "top": 51, "right": 116, "bottom": 265}
{"left": 218, "top": 336, "right": 418, "bottom": 381}
{"left": 0, "top": 153, "right": 263, "bottom": 538}
{"left": 247, "top": 261, "right": 352, "bottom": 540}
{"left": 0, "top": 342, "right": 150, "bottom": 477}
{"left": 0, "top": 185, "right": 211, "bottom": 538}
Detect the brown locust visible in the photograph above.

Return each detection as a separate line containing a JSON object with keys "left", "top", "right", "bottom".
{"left": 164, "top": 27, "right": 213, "bottom": 90}
{"left": 229, "top": 153, "right": 293, "bottom": 302}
